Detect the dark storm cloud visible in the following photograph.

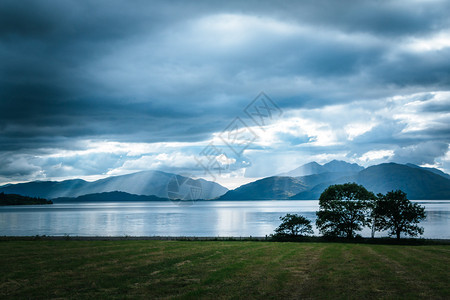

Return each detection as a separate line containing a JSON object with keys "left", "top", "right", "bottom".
{"left": 0, "top": 0, "right": 449, "bottom": 181}
{"left": 0, "top": 0, "right": 230, "bottom": 149}
{"left": 370, "top": 49, "right": 450, "bottom": 87}
{"left": 393, "top": 141, "right": 449, "bottom": 165}
{"left": 421, "top": 101, "right": 450, "bottom": 113}
{"left": 290, "top": 0, "right": 450, "bottom": 37}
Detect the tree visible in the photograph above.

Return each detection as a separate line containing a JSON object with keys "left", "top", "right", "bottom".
{"left": 316, "top": 183, "right": 375, "bottom": 238}
{"left": 369, "top": 193, "right": 385, "bottom": 238}
{"left": 274, "top": 214, "right": 313, "bottom": 236}
{"left": 373, "top": 190, "right": 426, "bottom": 240}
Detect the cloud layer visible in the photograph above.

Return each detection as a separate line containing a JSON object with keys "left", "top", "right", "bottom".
{"left": 1, "top": 0, "right": 449, "bottom": 186}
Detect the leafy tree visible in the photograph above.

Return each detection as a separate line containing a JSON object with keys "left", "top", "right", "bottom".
{"left": 373, "top": 190, "right": 426, "bottom": 240}
{"left": 368, "top": 193, "right": 385, "bottom": 238}
{"left": 274, "top": 214, "right": 313, "bottom": 236}
{"left": 316, "top": 183, "right": 375, "bottom": 238}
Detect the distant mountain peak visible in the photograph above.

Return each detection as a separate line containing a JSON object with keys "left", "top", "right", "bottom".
{"left": 280, "top": 160, "right": 364, "bottom": 177}
{"left": 322, "top": 160, "right": 364, "bottom": 173}
{"left": 304, "top": 161, "right": 321, "bottom": 166}
{"left": 279, "top": 161, "right": 325, "bottom": 177}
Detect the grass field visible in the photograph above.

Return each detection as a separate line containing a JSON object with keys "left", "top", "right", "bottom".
{"left": 1, "top": 240, "right": 449, "bottom": 299}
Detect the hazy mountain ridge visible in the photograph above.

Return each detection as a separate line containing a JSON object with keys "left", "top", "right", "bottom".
{"left": 218, "top": 176, "right": 308, "bottom": 200}
{"left": 291, "top": 163, "right": 450, "bottom": 200}
{"left": 353, "top": 163, "right": 450, "bottom": 199}
{"left": 52, "top": 191, "right": 168, "bottom": 202}
{"left": 322, "top": 160, "right": 365, "bottom": 173}
{"left": 279, "top": 160, "right": 364, "bottom": 177}
{"left": 224, "top": 162, "right": 450, "bottom": 200}
{"left": 280, "top": 162, "right": 325, "bottom": 177}
{"left": 405, "top": 163, "right": 450, "bottom": 180}
{"left": 1, "top": 162, "right": 449, "bottom": 201}
{"left": 0, "top": 179, "right": 89, "bottom": 199}
{"left": 224, "top": 161, "right": 364, "bottom": 200}
{"left": 0, "top": 171, "right": 228, "bottom": 200}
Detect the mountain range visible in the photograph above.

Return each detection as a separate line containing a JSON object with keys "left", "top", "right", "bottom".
{"left": 1, "top": 160, "right": 450, "bottom": 201}
{"left": 218, "top": 161, "right": 450, "bottom": 200}
{"left": 218, "top": 176, "right": 308, "bottom": 200}
{"left": 0, "top": 171, "right": 228, "bottom": 200}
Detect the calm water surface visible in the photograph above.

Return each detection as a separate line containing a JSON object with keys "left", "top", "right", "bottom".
{"left": 1, "top": 200, "right": 449, "bottom": 238}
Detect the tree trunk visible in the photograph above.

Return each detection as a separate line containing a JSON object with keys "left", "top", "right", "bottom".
{"left": 396, "top": 230, "right": 401, "bottom": 240}
{"left": 371, "top": 221, "right": 375, "bottom": 238}
{"left": 347, "top": 229, "right": 352, "bottom": 239}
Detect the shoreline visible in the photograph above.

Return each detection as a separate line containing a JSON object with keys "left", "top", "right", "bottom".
{"left": 2, "top": 235, "right": 450, "bottom": 245}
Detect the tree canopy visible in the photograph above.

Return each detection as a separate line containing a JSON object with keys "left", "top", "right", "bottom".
{"left": 274, "top": 214, "right": 313, "bottom": 237}
{"left": 316, "top": 183, "right": 375, "bottom": 238}
{"left": 373, "top": 190, "right": 426, "bottom": 240}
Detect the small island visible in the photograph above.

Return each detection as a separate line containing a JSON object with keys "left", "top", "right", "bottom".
{"left": 0, "top": 192, "right": 52, "bottom": 206}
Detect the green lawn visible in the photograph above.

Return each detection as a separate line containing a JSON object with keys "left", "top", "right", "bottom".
{"left": 1, "top": 240, "right": 449, "bottom": 299}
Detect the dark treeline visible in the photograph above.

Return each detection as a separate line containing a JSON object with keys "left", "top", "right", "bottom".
{"left": 0, "top": 192, "right": 52, "bottom": 206}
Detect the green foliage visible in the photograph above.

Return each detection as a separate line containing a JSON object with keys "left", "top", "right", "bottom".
{"left": 373, "top": 190, "right": 426, "bottom": 239}
{"left": 316, "top": 183, "right": 375, "bottom": 238}
{"left": 274, "top": 214, "right": 313, "bottom": 236}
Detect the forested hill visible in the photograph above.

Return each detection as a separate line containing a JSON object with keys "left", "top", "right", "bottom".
{"left": 0, "top": 192, "right": 52, "bottom": 206}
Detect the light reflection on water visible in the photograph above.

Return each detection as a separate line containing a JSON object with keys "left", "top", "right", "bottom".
{"left": 0, "top": 200, "right": 448, "bottom": 238}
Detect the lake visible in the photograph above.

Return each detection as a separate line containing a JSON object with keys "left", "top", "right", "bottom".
{"left": 1, "top": 200, "right": 449, "bottom": 238}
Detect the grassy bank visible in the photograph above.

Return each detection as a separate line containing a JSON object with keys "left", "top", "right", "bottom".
{"left": 1, "top": 240, "right": 449, "bottom": 299}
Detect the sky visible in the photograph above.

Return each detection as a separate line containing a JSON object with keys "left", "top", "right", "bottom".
{"left": 0, "top": 0, "right": 449, "bottom": 188}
